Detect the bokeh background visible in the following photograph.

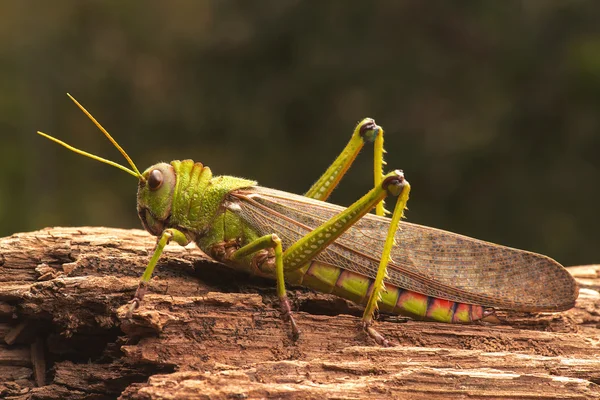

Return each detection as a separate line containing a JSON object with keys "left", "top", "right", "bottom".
{"left": 1, "top": 1, "right": 598, "bottom": 266}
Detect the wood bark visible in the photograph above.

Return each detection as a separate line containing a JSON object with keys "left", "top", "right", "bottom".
{"left": 0, "top": 227, "right": 598, "bottom": 399}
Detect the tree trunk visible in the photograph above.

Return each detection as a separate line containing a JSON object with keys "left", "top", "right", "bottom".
{"left": 0, "top": 227, "right": 598, "bottom": 399}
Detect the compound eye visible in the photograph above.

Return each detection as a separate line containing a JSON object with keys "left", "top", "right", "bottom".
{"left": 148, "top": 169, "right": 163, "bottom": 191}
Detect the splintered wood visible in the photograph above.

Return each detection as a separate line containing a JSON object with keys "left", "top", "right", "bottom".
{"left": 0, "top": 227, "right": 598, "bottom": 399}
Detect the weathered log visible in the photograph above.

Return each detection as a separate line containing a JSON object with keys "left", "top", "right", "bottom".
{"left": 0, "top": 227, "right": 598, "bottom": 399}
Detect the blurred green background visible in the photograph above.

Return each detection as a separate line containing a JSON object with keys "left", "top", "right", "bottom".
{"left": 1, "top": 1, "right": 598, "bottom": 266}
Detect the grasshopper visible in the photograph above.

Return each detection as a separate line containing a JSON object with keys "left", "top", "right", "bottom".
{"left": 37, "top": 94, "right": 579, "bottom": 345}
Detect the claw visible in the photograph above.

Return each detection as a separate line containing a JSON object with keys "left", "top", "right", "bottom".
{"left": 362, "top": 321, "right": 394, "bottom": 347}
{"left": 125, "top": 299, "right": 139, "bottom": 318}
{"left": 279, "top": 295, "right": 300, "bottom": 340}
{"left": 126, "top": 283, "right": 147, "bottom": 318}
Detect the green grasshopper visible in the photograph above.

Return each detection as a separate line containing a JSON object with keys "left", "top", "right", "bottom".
{"left": 37, "top": 94, "right": 579, "bottom": 345}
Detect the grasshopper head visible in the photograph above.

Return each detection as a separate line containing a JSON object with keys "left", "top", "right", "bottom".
{"left": 137, "top": 163, "right": 177, "bottom": 236}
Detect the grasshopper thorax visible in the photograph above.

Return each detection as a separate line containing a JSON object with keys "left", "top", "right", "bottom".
{"left": 137, "top": 162, "right": 177, "bottom": 236}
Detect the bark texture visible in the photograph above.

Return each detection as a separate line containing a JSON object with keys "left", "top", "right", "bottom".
{"left": 0, "top": 227, "right": 598, "bottom": 399}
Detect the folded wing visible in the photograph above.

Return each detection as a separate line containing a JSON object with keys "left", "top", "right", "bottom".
{"left": 229, "top": 187, "right": 578, "bottom": 312}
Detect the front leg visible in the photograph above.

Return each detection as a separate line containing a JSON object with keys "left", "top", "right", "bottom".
{"left": 128, "top": 228, "right": 191, "bottom": 316}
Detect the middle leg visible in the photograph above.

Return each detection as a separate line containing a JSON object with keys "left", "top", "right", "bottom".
{"left": 232, "top": 233, "right": 300, "bottom": 339}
